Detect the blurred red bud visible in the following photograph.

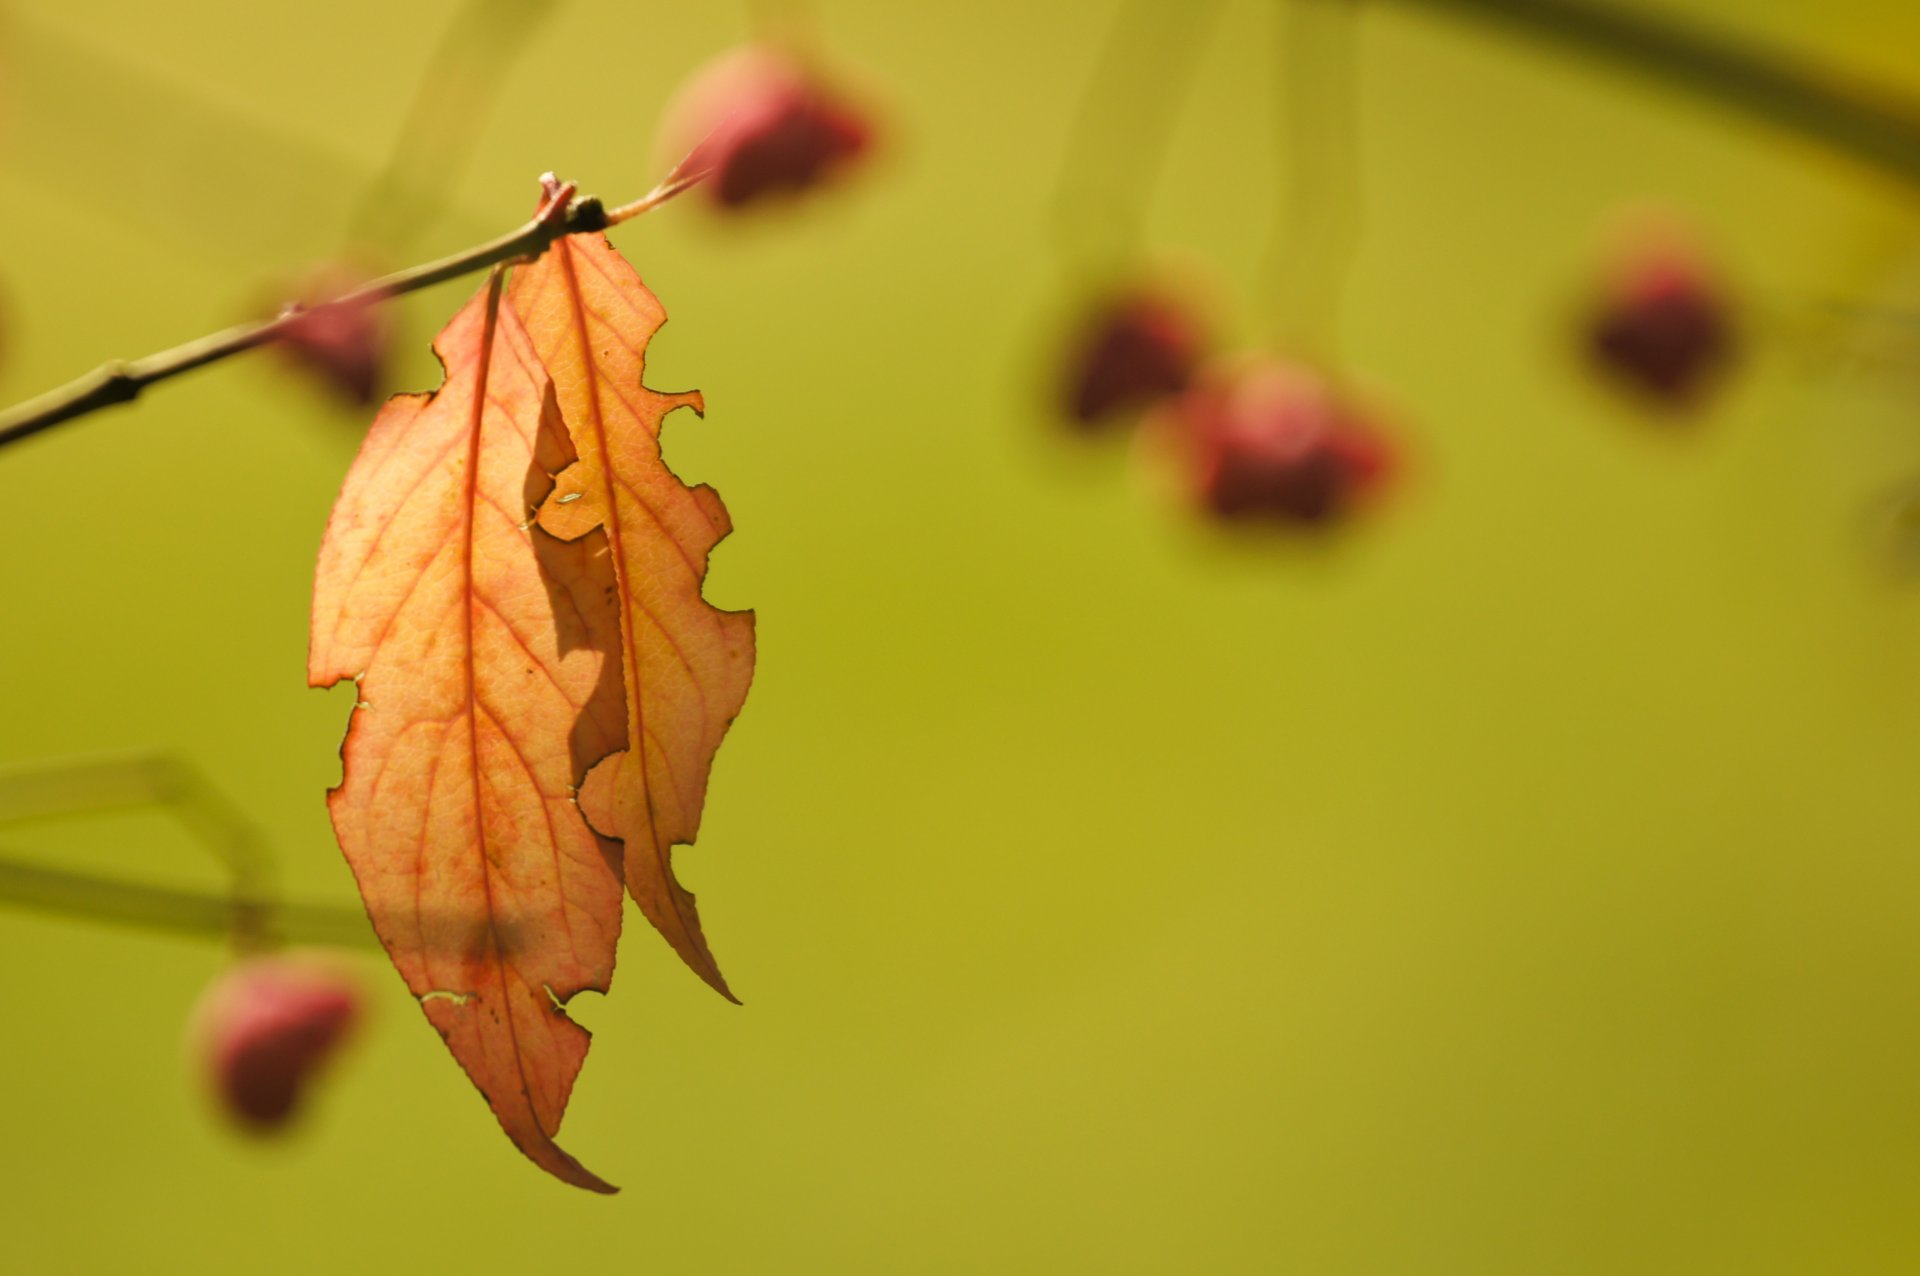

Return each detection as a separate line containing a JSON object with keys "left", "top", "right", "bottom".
{"left": 266, "top": 261, "right": 391, "bottom": 407}
{"left": 190, "top": 953, "right": 361, "bottom": 1132}
{"left": 1061, "top": 289, "right": 1205, "bottom": 429}
{"left": 660, "top": 44, "right": 872, "bottom": 210}
{"left": 1172, "top": 358, "right": 1393, "bottom": 526}
{"left": 1586, "top": 246, "right": 1734, "bottom": 408}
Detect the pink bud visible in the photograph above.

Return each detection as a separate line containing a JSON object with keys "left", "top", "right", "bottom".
{"left": 660, "top": 44, "right": 872, "bottom": 210}
{"left": 1061, "top": 289, "right": 1205, "bottom": 428}
{"left": 190, "top": 954, "right": 361, "bottom": 1132}
{"left": 1586, "top": 245, "right": 1735, "bottom": 408}
{"left": 1172, "top": 358, "right": 1393, "bottom": 526}
{"left": 266, "top": 261, "right": 391, "bottom": 407}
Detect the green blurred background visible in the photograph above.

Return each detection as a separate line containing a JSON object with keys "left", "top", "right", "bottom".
{"left": 5, "top": 1, "right": 1920, "bottom": 1270}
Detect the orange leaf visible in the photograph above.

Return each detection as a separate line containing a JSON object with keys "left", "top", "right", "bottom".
{"left": 510, "top": 233, "right": 755, "bottom": 1001}
{"left": 310, "top": 275, "right": 627, "bottom": 1193}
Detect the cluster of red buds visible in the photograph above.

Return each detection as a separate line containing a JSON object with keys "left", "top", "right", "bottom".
{"left": 1059, "top": 288, "right": 1395, "bottom": 530}
{"left": 1175, "top": 358, "right": 1393, "bottom": 525}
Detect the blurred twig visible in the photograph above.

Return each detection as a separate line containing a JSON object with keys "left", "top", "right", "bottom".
{"left": 0, "top": 755, "right": 272, "bottom": 899}
{"left": 1054, "top": 0, "right": 1920, "bottom": 301}
{"left": 0, "top": 855, "right": 375, "bottom": 949}
{"left": 1392, "top": 0, "right": 1920, "bottom": 190}
{"left": 0, "top": 754, "right": 373, "bottom": 949}
{"left": 350, "top": 0, "right": 563, "bottom": 252}
{"left": 1048, "top": 0, "right": 1227, "bottom": 278}
{"left": 0, "top": 18, "right": 484, "bottom": 267}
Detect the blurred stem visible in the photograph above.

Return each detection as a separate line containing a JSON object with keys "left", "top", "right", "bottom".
{"left": 0, "top": 755, "right": 273, "bottom": 895}
{"left": 0, "top": 166, "right": 705, "bottom": 451}
{"left": 0, "top": 754, "right": 372, "bottom": 951}
{"left": 348, "top": 0, "right": 563, "bottom": 252}
{"left": 1268, "top": 0, "right": 1362, "bottom": 361}
{"left": 1049, "top": 0, "right": 1226, "bottom": 279}
{"left": 0, "top": 855, "right": 375, "bottom": 949}
{"left": 1393, "top": 0, "right": 1920, "bottom": 188}
{"left": 1054, "top": 0, "right": 1920, "bottom": 304}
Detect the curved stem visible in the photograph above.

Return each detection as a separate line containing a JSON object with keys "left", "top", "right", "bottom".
{"left": 606, "top": 160, "right": 715, "bottom": 225}
{"left": 348, "top": 0, "right": 562, "bottom": 250}
{"left": 0, "top": 854, "right": 376, "bottom": 949}
{"left": 0, "top": 754, "right": 338, "bottom": 951}
{"left": 1047, "top": 0, "right": 1226, "bottom": 280}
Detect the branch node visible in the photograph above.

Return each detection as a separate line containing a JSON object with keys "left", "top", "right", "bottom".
{"left": 567, "top": 196, "right": 609, "bottom": 234}
{"left": 97, "top": 362, "right": 140, "bottom": 405}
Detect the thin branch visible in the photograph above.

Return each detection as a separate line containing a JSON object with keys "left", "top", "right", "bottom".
{"left": 13, "top": 1, "right": 1918, "bottom": 447}
{"left": 1388, "top": 0, "right": 1920, "bottom": 188}
{"left": 0, "top": 753, "right": 352, "bottom": 951}
{"left": 606, "top": 156, "right": 716, "bottom": 225}
{"left": 1047, "top": 0, "right": 1227, "bottom": 279}
{"left": 1045, "top": 0, "right": 1920, "bottom": 295}
{"left": 0, "top": 755, "right": 273, "bottom": 900}
{"left": 0, "top": 854, "right": 376, "bottom": 949}
{"left": 348, "top": 0, "right": 563, "bottom": 251}
{"left": 0, "top": 168, "right": 705, "bottom": 451}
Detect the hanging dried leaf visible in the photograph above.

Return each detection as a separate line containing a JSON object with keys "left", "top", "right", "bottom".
{"left": 509, "top": 232, "right": 754, "bottom": 1001}
{"left": 310, "top": 275, "right": 628, "bottom": 1193}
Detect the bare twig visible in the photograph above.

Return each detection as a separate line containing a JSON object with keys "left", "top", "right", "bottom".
{"left": 0, "top": 854, "right": 375, "bottom": 949}
{"left": 1048, "top": 0, "right": 1920, "bottom": 296}
{"left": 349, "top": 0, "right": 563, "bottom": 251}
{"left": 0, "top": 755, "right": 272, "bottom": 898}
{"left": 1047, "top": 0, "right": 1226, "bottom": 279}
{"left": 1386, "top": 0, "right": 1920, "bottom": 188}
{"left": 607, "top": 156, "right": 716, "bottom": 225}
{"left": 0, "top": 754, "right": 371, "bottom": 950}
{"left": 0, "top": 168, "right": 705, "bottom": 451}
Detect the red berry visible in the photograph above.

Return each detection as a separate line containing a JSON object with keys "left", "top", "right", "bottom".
{"left": 1586, "top": 250, "right": 1734, "bottom": 407}
{"left": 660, "top": 45, "right": 872, "bottom": 210}
{"left": 1061, "top": 289, "right": 1204, "bottom": 428}
{"left": 268, "top": 260, "right": 390, "bottom": 407}
{"left": 1173, "top": 359, "right": 1393, "bottom": 526}
{"left": 190, "top": 954, "right": 361, "bottom": 1131}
